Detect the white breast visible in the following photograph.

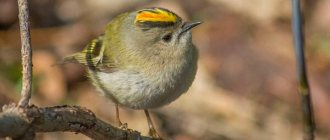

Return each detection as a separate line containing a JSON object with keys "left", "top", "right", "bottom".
{"left": 94, "top": 60, "right": 195, "bottom": 109}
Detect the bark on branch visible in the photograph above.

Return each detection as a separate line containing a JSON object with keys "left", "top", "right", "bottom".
{"left": 0, "top": 104, "right": 153, "bottom": 140}
{"left": 17, "top": 0, "right": 32, "bottom": 107}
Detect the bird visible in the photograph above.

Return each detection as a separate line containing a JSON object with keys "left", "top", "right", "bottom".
{"left": 63, "top": 7, "right": 201, "bottom": 138}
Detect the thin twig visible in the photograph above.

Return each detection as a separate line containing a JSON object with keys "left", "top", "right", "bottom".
{"left": 17, "top": 0, "right": 33, "bottom": 107}
{"left": 291, "top": 0, "right": 315, "bottom": 140}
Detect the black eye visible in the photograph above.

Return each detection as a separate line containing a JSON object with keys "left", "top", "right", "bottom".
{"left": 162, "top": 33, "right": 172, "bottom": 42}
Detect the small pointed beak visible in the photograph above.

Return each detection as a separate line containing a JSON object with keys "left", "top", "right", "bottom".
{"left": 180, "top": 21, "right": 202, "bottom": 34}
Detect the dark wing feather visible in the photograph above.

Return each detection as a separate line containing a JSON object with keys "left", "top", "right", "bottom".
{"left": 63, "top": 35, "right": 115, "bottom": 72}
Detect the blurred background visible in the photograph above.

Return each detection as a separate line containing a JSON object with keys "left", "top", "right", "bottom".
{"left": 0, "top": 0, "right": 330, "bottom": 139}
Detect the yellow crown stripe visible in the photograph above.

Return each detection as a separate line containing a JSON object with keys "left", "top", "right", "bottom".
{"left": 135, "top": 8, "right": 177, "bottom": 23}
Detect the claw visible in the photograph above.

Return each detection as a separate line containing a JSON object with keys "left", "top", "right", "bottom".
{"left": 144, "top": 110, "right": 163, "bottom": 139}
{"left": 118, "top": 122, "right": 128, "bottom": 130}
{"left": 148, "top": 128, "right": 162, "bottom": 140}
{"left": 115, "top": 104, "right": 128, "bottom": 130}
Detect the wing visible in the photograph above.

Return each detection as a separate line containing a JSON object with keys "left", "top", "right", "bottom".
{"left": 63, "top": 35, "right": 115, "bottom": 72}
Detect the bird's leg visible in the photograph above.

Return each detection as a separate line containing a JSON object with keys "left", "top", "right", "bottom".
{"left": 144, "top": 110, "right": 162, "bottom": 139}
{"left": 115, "top": 104, "right": 127, "bottom": 129}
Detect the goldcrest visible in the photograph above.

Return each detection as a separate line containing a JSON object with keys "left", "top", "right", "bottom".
{"left": 64, "top": 7, "right": 201, "bottom": 138}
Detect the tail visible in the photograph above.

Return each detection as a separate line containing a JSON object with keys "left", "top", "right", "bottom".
{"left": 52, "top": 53, "right": 85, "bottom": 67}
{"left": 64, "top": 52, "right": 88, "bottom": 63}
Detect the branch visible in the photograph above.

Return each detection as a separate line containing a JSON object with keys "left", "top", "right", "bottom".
{"left": 291, "top": 0, "right": 315, "bottom": 140}
{"left": 0, "top": 104, "right": 153, "bottom": 140}
{"left": 17, "top": 0, "right": 32, "bottom": 107}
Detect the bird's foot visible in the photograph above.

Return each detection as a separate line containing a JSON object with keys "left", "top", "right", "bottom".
{"left": 117, "top": 121, "right": 128, "bottom": 130}
{"left": 148, "top": 128, "right": 163, "bottom": 140}
{"left": 119, "top": 123, "right": 128, "bottom": 130}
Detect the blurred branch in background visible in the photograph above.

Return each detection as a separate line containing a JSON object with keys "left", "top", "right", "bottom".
{"left": 291, "top": 0, "right": 315, "bottom": 140}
